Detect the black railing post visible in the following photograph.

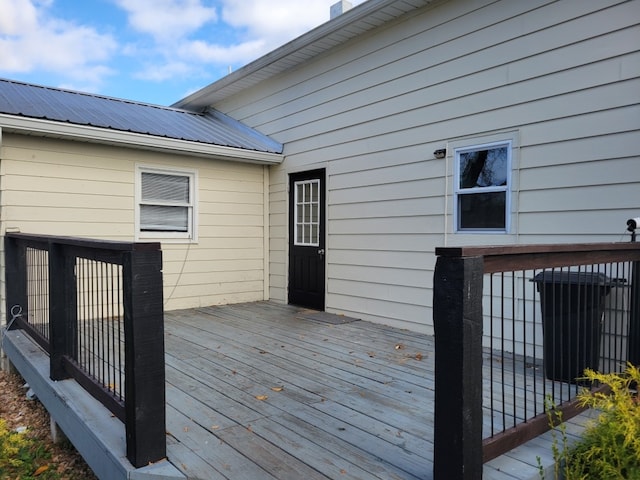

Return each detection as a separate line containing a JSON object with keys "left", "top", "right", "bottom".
{"left": 49, "top": 242, "right": 76, "bottom": 380}
{"left": 628, "top": 260, "right": 640, "bottom": 366}
{"left": 4, "top": 234, "right": 28, "bottom": 329}
{"left": 122, "top": 246, "right": 166, "bottom": 467}
{"left": 433, "top": 254, "right": 484, "bottom": 480}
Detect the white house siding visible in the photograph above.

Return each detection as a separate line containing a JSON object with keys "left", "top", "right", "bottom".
{"left": 211, "top": 0, "right": 639, "bottom": 333}
{"left": 0, "top": 133, "right": 268, "bottom": 312}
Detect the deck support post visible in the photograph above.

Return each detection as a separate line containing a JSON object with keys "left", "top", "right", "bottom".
{"left": 123, "top": 247, "right": 166, "bottom": 467}
{"left": 50, "top": 417, "right": 68, "bottom": 444}
{"left": 433, "top": 254, "right": 484, "bottom": 480}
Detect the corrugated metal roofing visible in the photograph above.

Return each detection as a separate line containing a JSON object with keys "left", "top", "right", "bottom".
{"left": 0, "top": 78, "right": 283, "bottom": 154}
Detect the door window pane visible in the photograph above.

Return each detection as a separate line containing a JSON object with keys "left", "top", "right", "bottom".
{"left": 294, "top": 179, "right": 321, "bottom": 246}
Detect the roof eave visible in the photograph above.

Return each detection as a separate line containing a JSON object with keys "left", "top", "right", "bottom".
{"left": 173, "top": 0, "right": 435, "bottom": 110}
{"left": 0, "top": 114, "right": 284, "bottom": 165}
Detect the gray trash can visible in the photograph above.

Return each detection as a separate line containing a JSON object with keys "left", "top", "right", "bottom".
{"left": 533, "top": 271, "right": 613, "bottom": 384}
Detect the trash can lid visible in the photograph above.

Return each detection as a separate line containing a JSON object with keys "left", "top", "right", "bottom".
{"left": 532, "top": 271, "right": 611, "bottom": 285}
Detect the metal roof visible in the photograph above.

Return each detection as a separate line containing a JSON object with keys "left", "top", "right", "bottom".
{"left": 0, "top": 78, "right": 283, "bottom": 155}
{"left": 173, "top": 0, "right": 435, "bottom": 109}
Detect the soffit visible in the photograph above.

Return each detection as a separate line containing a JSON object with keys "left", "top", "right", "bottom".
{"left": 173, "top": 0, "right": 434, "bottom": 110}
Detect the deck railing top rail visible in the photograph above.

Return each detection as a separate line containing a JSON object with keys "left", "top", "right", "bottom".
{"left": 435, "top": 242, "right": 640, "bottom": 273}
{"left": 6, "top": 232, "right": 160, "bottom": 252}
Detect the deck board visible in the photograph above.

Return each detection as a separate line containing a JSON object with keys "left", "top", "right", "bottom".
{"left": 162, "top": 301, "right": 587, "bottom": 480}
{"left": 164, "top": 302, "right": 436, "bottom": 479}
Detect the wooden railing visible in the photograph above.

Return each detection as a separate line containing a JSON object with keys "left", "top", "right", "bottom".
{"left": 4, "top": 233, "right": 166, "bottom": 468}
{"left": 432, "top": 242, "right": 640, "bottom": 479}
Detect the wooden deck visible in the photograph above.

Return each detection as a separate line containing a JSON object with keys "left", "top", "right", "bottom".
{"left": 162, "top": 301, "right": 594, "bottom": 480}
{"left": 3, "top": 300, "right": 595, "bottom": 479}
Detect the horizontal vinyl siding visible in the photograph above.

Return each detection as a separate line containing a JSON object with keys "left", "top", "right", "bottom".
{"left": 267, "top": 172, "right": 287, "bottom": 302}
{"left": 0, "top": 133, "right": 267, "bottom": 312}
{"left": 213, "top": 0, "right": 639, "bottom": 331}
{"left": 1, "top": 137, "right": 134, "bottom": 238}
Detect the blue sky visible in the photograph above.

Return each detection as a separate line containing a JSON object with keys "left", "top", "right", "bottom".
{"left": 0, "top": 0, "right": 363, "bottom": 106}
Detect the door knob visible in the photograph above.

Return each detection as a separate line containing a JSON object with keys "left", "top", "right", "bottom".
{"left": 318, "top": 249, "right": 325, "bottom": 255}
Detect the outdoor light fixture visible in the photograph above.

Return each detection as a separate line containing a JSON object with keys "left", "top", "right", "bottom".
{"left": 433, "top": 148, "right": 446, "bottom": 159}
{"left": 627, "top": 217, "right": 640, "bottom": 242}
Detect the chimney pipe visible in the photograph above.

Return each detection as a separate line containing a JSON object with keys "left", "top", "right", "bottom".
{"left": 330, "top": 0, "right": 353, "bottom": 19}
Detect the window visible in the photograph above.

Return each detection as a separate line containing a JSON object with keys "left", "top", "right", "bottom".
{"left": 454, "top": 141, "right": 511, "bottom": 232}
{"left": 294, "top": 179, "right": 320, "bottom": 246}
{"left": 136, "top": 166, "right": 196, "bottom": 241}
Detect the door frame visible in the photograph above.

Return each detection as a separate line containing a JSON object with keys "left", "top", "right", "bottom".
{"left": 287, "top": 168, "right": 326, "bottom": 310}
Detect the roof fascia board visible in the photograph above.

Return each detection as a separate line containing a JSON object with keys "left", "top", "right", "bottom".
{"left": 0, "top": 114, "right": 283, "bottom": 165}
{"left": 173, "top": 0, "right": 406, "bottom": 109}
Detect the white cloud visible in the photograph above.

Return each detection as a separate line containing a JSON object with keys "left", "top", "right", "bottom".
{"left": 182, "top": 38, "right": 267, "bottom": 65}
{"left": 134, "top": 60, "right": 195, "bottom": 82}
{"left": 221, "top": 0, "right": 332, "bottom": 44}
{"left": 0, "top": 0, "right": 39, "bottom": 35}
{"left": 189, "top": 0, "right": 364, "bottom": 68}
{"left": 108, "top": 0, "right": 324, "bottom": 85}
{"left": 0, "top": 0, "right": 117, "bottom": 85}
{"left": 125, "top": 0, "right": 360, "bottom": 78}
{"left": 0, "top": 0, "right": 365, "bottom": 103}
{"left": 113, "top": 0, "right": 218, "bottom": 42}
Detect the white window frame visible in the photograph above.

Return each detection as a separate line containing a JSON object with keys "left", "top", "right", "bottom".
{"left": 293, "top": 179, "right": 321, "bottom": 247}
{"left": 453, "top": 140, "right": 512, "bottom": 233}
{"left": 135, "top": 165, "right": 198, "bottom": 242}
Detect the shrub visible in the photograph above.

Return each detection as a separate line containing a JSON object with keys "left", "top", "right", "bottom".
{"left": 0, "top": 418, "right": 30, "bottom": 470}
{"left": 541, "top": 364, "right": 640, "bottom": 479}
{"left": 0, "top": 418, "right": 53, "bottom": 479}
{"left": 566, "top": 365, "right": 640, "bottom": 479}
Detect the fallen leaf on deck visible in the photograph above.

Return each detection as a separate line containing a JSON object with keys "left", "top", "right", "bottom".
{"left": 395, "top": 343, "right": 404, "bottom": 350}
{"left": 255, "top": 395, "right": 268, "bottom": 401}
{"left": 211, "top": 425, "right": 220, "bottom": 430}
{"left": 415, "top": 353, "right": 423, "bottom": 361}
{"left": 271, "top": 386, "right": 284, "bottom": 392}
